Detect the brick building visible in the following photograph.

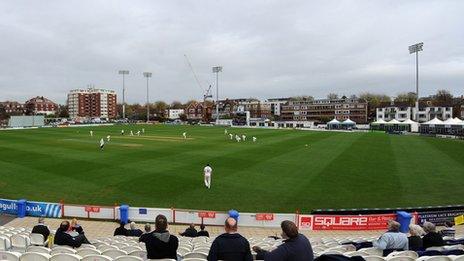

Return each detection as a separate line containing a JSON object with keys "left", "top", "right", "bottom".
{"left": 0, "top": 101, "right": 25, "bottom": 115}
{"left": 24, "top": 96, "right": 58, "bottom": 115}
{"left": 185, "top": 101, "right": 212, "bottom": 121}
{"left": 67, "top": 88, "right": 117, "bottom": 120}
{"left": 281, "top": 98, "right": 368, "bottom": 123}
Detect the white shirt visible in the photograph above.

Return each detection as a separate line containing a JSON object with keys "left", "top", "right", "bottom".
{"left": 100, "top": 139, "right": 105, "bottom": 146}
{"left": 204, "top": 166, "right": 212, "bottom": 176}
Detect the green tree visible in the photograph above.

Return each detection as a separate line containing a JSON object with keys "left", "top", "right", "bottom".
{"left": 394, "top": 92, "right": 417, "bottom": 106}
{"left": 327, "top": 93, "right": 338, "bottom": 100}
{"left": 170, "top": 101, "right": 184, "bottom": 109}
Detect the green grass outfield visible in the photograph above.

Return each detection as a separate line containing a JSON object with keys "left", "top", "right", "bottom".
{"left": 1, "top": 124, "right": 463, "bottom": 213}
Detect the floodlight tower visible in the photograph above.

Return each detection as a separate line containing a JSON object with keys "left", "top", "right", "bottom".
{"left": 212, "top": 66, "right": 223, "bottom": 123}
{"left": 408, "top": 42, "right": 423, "bottom": 121}
{"left": 118, "top": 70, "right": 130, "bottom": 119}
{"left": 143, "top": 72, "right": 152, "bottom": 123}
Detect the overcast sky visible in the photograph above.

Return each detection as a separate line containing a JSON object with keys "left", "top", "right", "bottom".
{"left": 0, "top": 0, "right": 463, "bottom": 104}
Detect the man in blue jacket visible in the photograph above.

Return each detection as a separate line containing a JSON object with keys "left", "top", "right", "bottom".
{"left": 207, "top": 217, "right": 253, "bottom": 261}
{"left": 253, "top": 220, "right": 314, "bottom": 261}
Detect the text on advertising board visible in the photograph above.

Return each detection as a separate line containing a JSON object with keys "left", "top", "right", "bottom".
{"left": 85, "top": 206, "right": 101, "bottom": 213}
{"left": 198, "top": 211, "right": 216, "bottom": 218}
{"left": 256, "top": 213, "right": 274, "bottom": 221}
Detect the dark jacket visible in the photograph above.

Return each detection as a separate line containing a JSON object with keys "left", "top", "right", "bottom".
{"left": 180, "top": 227, "right": 198, "bottom": 237}
{"left": 408, "top": 236, "right": 423, "bottom": 251}
{"left": 128, "top": 229, "right": 143, "bottom": 237}
{"left": 207, "top": 233, "right": 253, "bottom": 261}
{"left": 31, "top": 224, "right": 50, "bottom": 241}
{"left": 114, "top": 227, "right": 129, "bottom": 236}
{"left": 258, "top": 234, "right": 314, "bottom": 261}
{"left": 423, "top": 232, "right": 444, "bottom": 249}
{"left": 54, "top": 228, "right": 83, "bottom": 248}
{"left": 141, "top": 230, "right": 178, "bottom": 260}
{"left": 198, "top": 230, "right": 210, "bottom": 237}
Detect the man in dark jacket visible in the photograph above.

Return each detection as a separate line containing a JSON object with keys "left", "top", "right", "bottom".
{"left": 140, "top": 214, "right": 178, "bottom": 260}
{"left": 114, "top": 222, "right": 129, "bottom": 236}
{"left": 31, "top": 217, "right": 50, "bottom": 241}
{"left": 54, "top": 221, "right": 88, "bottom": 248}
{"left": 128, "top": 222, "right": 143, "bottom": 237}
{"left": 180, "top": 224, "right": 198, "bottom": 237}
{"left": 208, "top": 217, "right": 253, "bottom": 261}
{"left": 423, "top": 222, "right": 444, "bottom": 249}
{"left": 253, "top": 220, "right": 313, "bottom": 261}
{"left": 197, "top": 224, "right": 210, "bottom": 237}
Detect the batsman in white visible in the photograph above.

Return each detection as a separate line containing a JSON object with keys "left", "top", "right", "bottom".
{"left": 182, "top": 132, "right": 187, "bottom": 139}
{"left": 99, "top": 138, "right": 105, "bottom": 150}
{"left": 203, "top": 164, "right": 213, "bottom": 189}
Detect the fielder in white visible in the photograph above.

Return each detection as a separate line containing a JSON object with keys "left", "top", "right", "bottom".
{"left": 224, "top": 129, "right": 228, "bottom": 135}
{"left": 121, "top": 129, "right": 125, "bottom": 135}
{"left": 99, "top": 138, "right": 105, "bottom": 150}
{"left": 130, "top": 130, "right": 134, "bottom": 136}
{"left": 142, "top": 128, "right": 145, "bottom": 134}
{"left": 236, "top": 135, "right": 241, "bottom": 142}
{"left": 106, "top": 135, "right": 111, "bottom": 142}
{"left": 253, "top": 136, "right": 257, "bottom": 142}
{"left": 242, "top": 134, "right": 246, "bottom": 141}
{"left": 182, "top": 132, "right": 187, "bottom": 139}
{"left": 203, "top": 164, "right": 212, "bottom": 189}
{"left": 229, "top": 133, "right": 233, "bottom": 140}
{"left": 137, "top": 130, "right": 141, "bottom": 136}
{"left": 90, "top": 130, "right": 93, "bottom": 137}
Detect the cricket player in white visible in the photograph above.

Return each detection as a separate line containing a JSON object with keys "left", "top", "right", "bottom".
{"left": 182, "top": 132, "right": 187, "bottom": 139}
{"left": 130, "top": 130, "right": 134, "bottom": 136}
{"left": 121, "top": 129, "right": 125, "bottom": 135}
{"left": 242, "top": 134, "right": 246, "bottom": 141}
{"left": 90, "top": 130, "right": 93, "bottom": 137}
{"left": 142, "top": 128, "right": 145, "bottom": 134}
{"left": 236, "top": 135, "right": 241, "bottom": 142}
{"left": 100, "top": 138, "right": 105, "bottom": 150}
{"left": 204, "top": 164, "right": 212, "bottom": 189}
{"left": 107, "top": 135, "right": 111, "bottom": 142}
{"left": 137, "top": 130, "right": 141, "bottom": 136}
{"left": 253, "top": 136, "right": 257, "bottom": 142}
{"left": 229, "top": 133, "right": 233, "bottom": 140}
{"left": 224, "top": 129, "right": 228, "bottom": 135}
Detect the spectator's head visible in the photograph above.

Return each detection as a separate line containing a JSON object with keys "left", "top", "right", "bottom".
{"left": 130, "top": 222, "right": 136, "bottom": 230}
{"left": 38, "top": 217, "right": 45, "bottom": 224}
{"left": 155, "top": 215, "right": 168, "bottom": 231}
{"left": 224, "top": 217, "right": 238, "bottom": 233}
{"left": 144, "top": 224, "right": 151, "bottom": 233}
{"left": 200, "top": 224, "right": 206, "bottom": 231}
{"left": 387, "top": 220, "right": 401, "bottom": 232}
{"left": 409, "top": 224, "right": 425, "bottom": 236}
{"left": 71, "top": 218, "right": 78, "bottom": 227}
{"left": 119, "top": 222, "right": 125, "bottom": 228}
{"left": 189, "top": 223, "right": 195, "bottom": 229}
{"left": 59, "top": 221, "right": 70, "bottom": 231}
{"left": 445, "top": 221, "right": 454, "bottom": 228}
{"left": 281, "top": 220, "right": 299, "bottom": 239}
{"left": 423, "top": 222, "right": 436, "bottom": 233}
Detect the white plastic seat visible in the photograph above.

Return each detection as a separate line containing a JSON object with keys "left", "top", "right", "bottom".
{"left": 128, "top": 250, "right": 146, "bottom": 260}
{"left": 453, "top": 256, "right": 464, "bottom": 261}
{"left": 27, "top": 246, "right": 51, "bottom": 254}
{"left": 101, "top": 249, "right": 127, "bottom": 259}
{"left": 97, "top": 246, "right": 117, "bottom": 252}
{"left": 20, "top": 252, "right": 51, "bottom": 261}
{"left": 78, "top": 245, "right": 96, "bottom": 250}
{"left": 50, "top": 254, "right": 82, "bottom": 261}
{"left": 30, "top": 234, "right": 46, "bottom": 247}
{"left": 76, "top": 249, "right": 101, "bottom": 257}
{"left": 113, "top": 256, "right": 143, "bottom": 261}
{"left": 81, "top": 255, "right": 112, "bottom": 261}
{"left": 11, "top": 234, "right": 30, "bottom": 250}
{"left": 183, "top": 252, "right": 208, "bottom": 259}
{"left": 386, "top": 257, "right": 416, "bottom": 261}
{"left": 425, "top": 257, "right": 453, "bottom": 261}
{"left": 121, "top": 246, "right": 141, "bottom": 253}
{"left": 359, "top": 247, "right": 383, "bottom": 257}
{"left": 364, "top": 256, "right": 386, "bottom": 261}
{"left": 0, "top": 236, "right": 11, "bottom": 251}
{"left": 182, "top": 258, "right": 207, "bottom": 261}
{"left": 51, "top": 248, "right": 77, "bottom": 255}
{"left": 387, "top": 251, "right": 419, "bottom": 259}
{"left": 0, "top": 251, "right": 21, "bottom": 261}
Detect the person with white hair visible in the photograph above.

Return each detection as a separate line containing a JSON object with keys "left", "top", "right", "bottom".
{"left": 32, "top": 217, "right": 50, "bottom": 241}
{"left": 373, "top": 220, "right": 408, "bottom": 256}
{"left": 422, "top": 221, "right": 444, "bottom": 249}
{"left": 128, "top": 222, "right": 143, "bottom": 237}
{"left": 408, "top": 224, "right": 425, "bottom": 251}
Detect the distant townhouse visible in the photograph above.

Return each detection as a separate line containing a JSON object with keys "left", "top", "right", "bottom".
{"left": 67, "top": 88, "right": 117, "bottom": 120}
{"left": 376, "top": 101, "right": 453, "bottom": 122}
{"left": 167, "top": 109, "right": 185, "bottom": 120}
{"left": 281, "top": 97, "right": 368, "bottom": 123}
{"left": 25, "top": 96, "right": 58, "bottom": 115}
{"left": 265, "top": 98, "right": 290, "bottom": 116}
{"left": 185, "top": 101, "right": 212, "bottom": 121}
{"left": 0, "top": 101, "right": 25, "bottom": 115}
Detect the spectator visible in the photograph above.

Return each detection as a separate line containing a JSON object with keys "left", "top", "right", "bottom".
{"left": 373, "top": 220, "right": 408, "bottom": 256}
{"left": 139, "top": 224, "right": 152, "bottom": 242}
{"left": 440, "top": 221, "right": 456, "bottom": 238}
{"left": 253, "top": 220, "right": 313, "bottom": 261}
{"left": 197, "top": 224, "right": 210, "bottom": 237}
{"left": 69, "top": 218, "right": 84, "bottom": 234}
{"left": 207, "top": 217, "right": 253, "bottom": 261}
{"left": 114, "top": 222, "right": 129, "bottom": 236}
{"left": 180, "top": 223, "right": 198, "bottom": 237}
{"left": 128, "top": 222, "right": 143, "bottom": 237}
{"left": 140, "top": 214, "right": 178, "bottom": 260}
{"left": 31, "top": 217, "right": 50, "bottom": 241}
{"left": 54, "top": 221, "right": 89, "bottom": 248}
{"left": 422, "top": 222, "right": 444, "bottom": 249}
{"left": 408, "top": 224, "right": 425, "bottom": 251}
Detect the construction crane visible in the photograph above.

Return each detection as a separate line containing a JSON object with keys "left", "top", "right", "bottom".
{"left": 184, "top": 54, "right": 213, "bottom": 122}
